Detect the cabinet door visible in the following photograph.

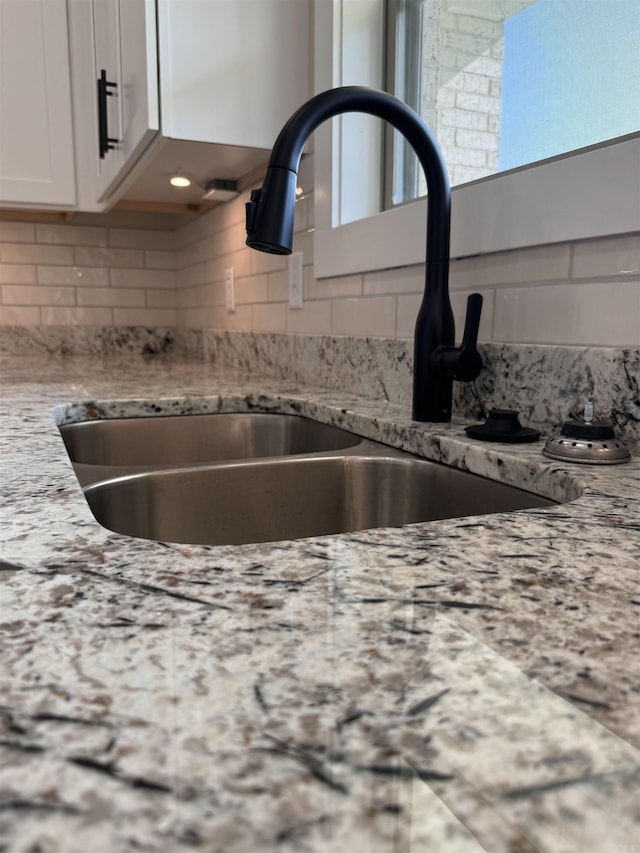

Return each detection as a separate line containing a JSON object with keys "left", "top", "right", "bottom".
{"left": 0, "top": 0, "right": 76, "bottom": 207}
{"left": 158, "top": 0, "right": 310, "bottom": 148}
{"left": 68, "top": 0, "right": 158, "bottom": 209}
{"left": 93, "top": 0, "right": 159, "bottom": 202}
{"left": 92, "top": 0, "right": 123, "bottom": 191}
{"left": 116, "top": 0, "right": 159, "bottom": 181}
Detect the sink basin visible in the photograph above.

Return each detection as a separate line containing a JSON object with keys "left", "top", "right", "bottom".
{"left": 60, "top": 413, "right": 362, "bottom": 486}
{"left": 83, "top": 454, "right": 555, "bottom": 546}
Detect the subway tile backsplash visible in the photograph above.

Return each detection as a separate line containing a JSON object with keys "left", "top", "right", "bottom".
{"left": 0, "top": 187, "right": 639, "bottom": 346}
{"left": 493, "top": 281, "right": 640, "bottom": 345}
{"left": 0, "top": 221, "right": 176, "bottom": 326}
{"left": 173, "top": 187, "right": 640, "bottom": 348}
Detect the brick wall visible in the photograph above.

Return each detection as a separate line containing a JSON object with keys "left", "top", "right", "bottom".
{"left": 418, "top": 0, "right": 533, "bottom": 190}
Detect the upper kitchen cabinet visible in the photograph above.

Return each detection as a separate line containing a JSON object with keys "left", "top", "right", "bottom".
{"left": 69, "top": 0, "right": 311, "bottom": 212}
{"left": 68, "top": 0, "right": 160, "bottom": 209}
{"left": 158, "top": 0, "right": 309, "bottom": 149}
{"left": 0, "top": 0, "right": 76, "bottom": 208}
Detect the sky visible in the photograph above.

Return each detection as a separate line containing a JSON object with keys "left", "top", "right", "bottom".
{"left": 499, "top": 0, "right": 640, "bottom": 171}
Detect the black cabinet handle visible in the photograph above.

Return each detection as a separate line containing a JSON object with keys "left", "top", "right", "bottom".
{"left": 97, "top": 69, "right": 119, "bottom": 159}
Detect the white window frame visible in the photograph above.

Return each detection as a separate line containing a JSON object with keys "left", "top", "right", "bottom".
{"left": 313, "top": 0, "right": 640, "bottom": 280}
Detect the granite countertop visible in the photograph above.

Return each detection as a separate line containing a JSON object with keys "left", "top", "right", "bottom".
{"left": 1, "top": 353, "right": 640, "bottom": 853}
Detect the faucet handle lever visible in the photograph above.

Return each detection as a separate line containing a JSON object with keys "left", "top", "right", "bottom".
{"left": 440, "top": 293, "right": 483, "bottom": 382}
{"left": 461, "top": 292, "right": 482, "bottom": 351}
{"left": 455, "top": 292, "right": 483, "bottom": 381}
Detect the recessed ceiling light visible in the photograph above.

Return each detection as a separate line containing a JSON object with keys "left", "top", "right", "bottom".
{"left": 169, "top": 172, "right": 193, "bottom": 188}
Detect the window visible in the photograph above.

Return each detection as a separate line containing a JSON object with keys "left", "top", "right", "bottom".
{"left": 387, "top": 0, "right": 640, "bottom": 206}
{"left": 313, "top": 0, "right": 640, "bottom": 279}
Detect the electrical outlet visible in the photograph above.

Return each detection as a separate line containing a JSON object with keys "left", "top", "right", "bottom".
{"left": 225, "top": 268, "right": 236, "bottom": 313}
{"left": 288, "top": 252, "right": 303, "bottom": 309}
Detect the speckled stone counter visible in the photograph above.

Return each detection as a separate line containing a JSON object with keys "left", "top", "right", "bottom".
{"left": 2, "top": 353, "right": 640, "bottom": 853}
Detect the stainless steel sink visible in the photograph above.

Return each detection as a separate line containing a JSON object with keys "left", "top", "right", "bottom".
{"left": 60, "top": 413, "right": 362, "bottom": 486}
{"left": 83, "top": 452, "right": 555, "bottom": 546}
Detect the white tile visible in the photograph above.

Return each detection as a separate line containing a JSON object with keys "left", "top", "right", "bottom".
{"left": 217, "top": 223, "right": 247, "bottom": 257}
{"left": 110, "top": 269, "right": 176, "bottom": 289}
{"left": 183, "top": 249, "right": 251, "bottom": 283}
{"left": 493, "top": 281, "right": 640, "bottom": 346}
{"left": 267, "top": 269, "right": 289, "bottom": 302}
{"left": 236, "top": 274, "right": 268, "bottom": 305}
{"left": 113, "top": 307, "right": 178, "bottom": 326}
{"left": 287, "top": 300, "right": 332, "bottom": 335}
{"left": 177, "top": 307, "right": 204, "bottom": 328}
{"left": 250, "top": 248, "right": 288, "bottom": 276}
{"left": 0, "top": 243, "right": 74, "bottom": 265}
{"left": 292, "top": 229, "right": 313, "bottom": 263}
{"left": 36, "top": 224, "right": 107, "bottom": 247}
{"left": 179, "top": 260, "right": 219, "bottom": 289}
{"left": 37, "top": 266, "right": 109, "bottom": 286}
{"left": 178, "top": 284, "right": 222, "bottom": 309}
{"left": 174, "top": 206, "right": 225, "bottom": 250}
{"left": 77, "top": 288, "right": 146, "bottom": 308}
{"left": 176, "top": 236, "right": 221, "bottom": 269}
{"left": 0, "top": 305, "right": 40, "bottom": 325}
{"left": 145, "top": 250, "right": 177, "bottom": 270}
{"left": 331, "top": 296, "right": 396, "bottom": 338}
{"left": 221, "top": 193, "right": 250, "bottom": 228}
{"left": 109, "top": 228, "right": 176, "bottom": 250}
{"left": 307, "top": 272, "right": 362, "bottom": 300}
{"left": 0, "top": 264, "right": 36, "bottom": 285}
{"left": 179, "top": 301, "right": 254, "bottom": 328}
{"left": 74, "top": 247, "right": 144, "bottom": 269}
{"left": 364, "top": 265, "right": 424, "bottom": 295}
{"left": 41, "top": 306, "right": 112, "bottom": 325}
{"left": 146, "top": 290, "right": 178, "bottom": 309}
{"left": 0, "top": 222, "right": 35, "bottom": 243}
{"left": 451, "top": 244, "right": 571, "bottom": 290}
{"left": 219, "top": 248, "right": 252, "bottom": 279}
{"left": 2, "top": 285, "right": 75, "bottom": 306}
{"left": 251, "top": 302, "right": 287, "bottom": 333}
{"left": 206, "top": 304, "right": 252, "bottom": 331}
{"left": 572, "top": 235, "right": 640, "bottom": 279}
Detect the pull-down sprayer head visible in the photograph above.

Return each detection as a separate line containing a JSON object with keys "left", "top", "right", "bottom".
{"left": 246, "top": 167, "right": 297, "bottom": 255}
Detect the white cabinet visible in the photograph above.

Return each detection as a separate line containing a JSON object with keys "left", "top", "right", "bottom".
{"left": 158, "top": 0, "right": 311, "bottom": 150}
{"left": 68, "top": 0, "right": 159, "bottom": 210}
{"left": 70, "top": 0, "right": 310, "bottom": 211}
{"left": 0, "top": 0, "right": 76, "bottom": 208}
{"left": 118, "top": 0, "right": 160, "bottom": 174}
{"left": 92, "top": 0, "right": 123, "bottom": 192}
{"left": 2, "top": 0, "right": 310, "bottom": 212}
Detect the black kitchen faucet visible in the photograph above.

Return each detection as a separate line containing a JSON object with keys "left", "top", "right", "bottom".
{"left": 245, "top": 86, "right": 483, "bottom": 422}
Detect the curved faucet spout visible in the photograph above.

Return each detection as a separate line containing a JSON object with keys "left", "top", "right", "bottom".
{"left": 245, "top": 86, "right": 482, "bottom": 422}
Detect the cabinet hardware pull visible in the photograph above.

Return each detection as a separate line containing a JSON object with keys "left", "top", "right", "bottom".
{"left": 97, "top": 69, "right": 119, "bottom": 159}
